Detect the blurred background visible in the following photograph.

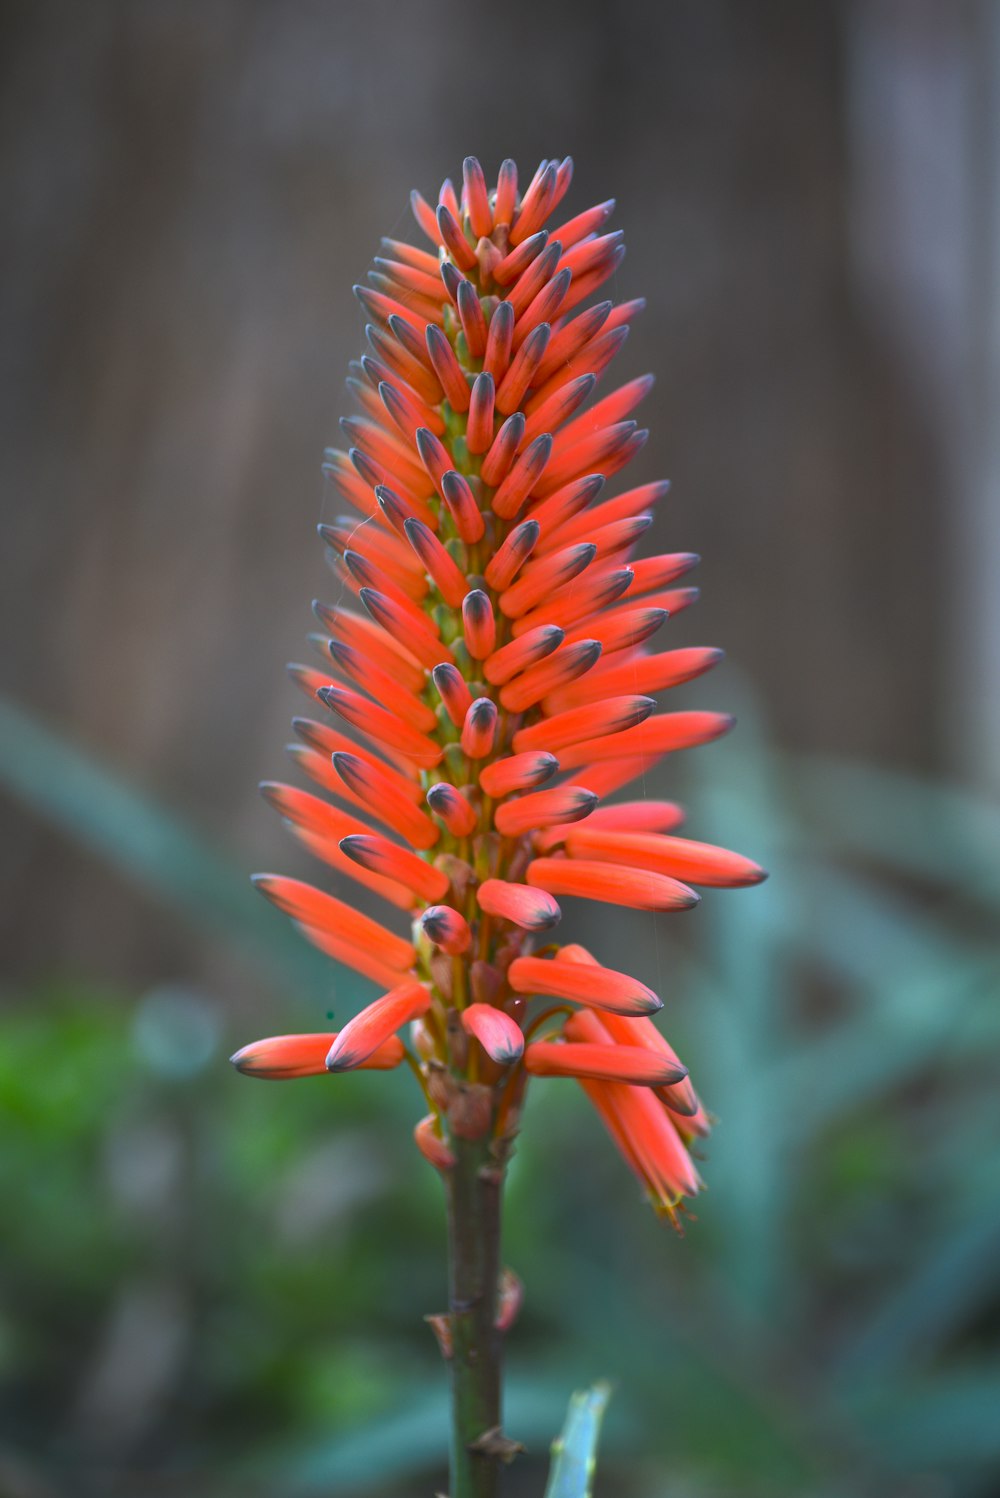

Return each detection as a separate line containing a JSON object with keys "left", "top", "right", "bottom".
{"left": 2, "top": 1, "right": 999, "bottom": 1494}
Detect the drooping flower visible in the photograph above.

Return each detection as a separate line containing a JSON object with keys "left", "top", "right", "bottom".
{"left": 232, "top": 156, "right": 765, "bottom": 1228}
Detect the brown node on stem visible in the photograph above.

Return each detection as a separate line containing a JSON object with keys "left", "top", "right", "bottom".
{"left": 424, "top": 1311, "right": 454, "bottom": 1359}
{"left": 466, "top": 1427, "right": 526, "bottom": 1463}
{"left": 448, "top": 1082, "right": 494, "bottom": 1139}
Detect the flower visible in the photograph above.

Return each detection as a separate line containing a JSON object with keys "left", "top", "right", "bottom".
{"left": 232, "top": 156, "right": 766, "bottom": 1229}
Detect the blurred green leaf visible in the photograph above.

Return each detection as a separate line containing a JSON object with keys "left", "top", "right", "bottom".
{"left": 277, "top": 1374, "right": 582, "bottom": 1493}
{"left": 544, "top": 1382, "right": 612, "bottom": 1498}
{"left": 852, "top": 1369, "right": 1000, "bottom": 1468}
{"left": 834, "top": 1196, "right": 1000, "bottom": 1385}
{"left": 0, "top": 694, "right": 361, "bottom": 1005}
{"left": 789, "top": 755, "right": 1000, "bottom": 909}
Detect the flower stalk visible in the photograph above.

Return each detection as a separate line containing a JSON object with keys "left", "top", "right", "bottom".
{"left": 231, "top": 154, "right": 767, "bottom": 1496}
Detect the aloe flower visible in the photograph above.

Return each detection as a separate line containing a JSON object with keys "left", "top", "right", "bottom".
{"left": 231, "top": 155, "right": 765, "bottom": 1497}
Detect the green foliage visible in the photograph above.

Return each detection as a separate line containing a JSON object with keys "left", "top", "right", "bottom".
{"left": 1, "top": 691, "right": 999, "bottom": 1495}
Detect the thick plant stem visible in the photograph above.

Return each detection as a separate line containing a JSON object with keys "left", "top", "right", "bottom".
{"left": 446, "top": 1134, "right": 505, "bottom": 1498}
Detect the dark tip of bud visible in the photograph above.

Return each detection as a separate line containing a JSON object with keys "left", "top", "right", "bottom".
{"left": 463, "top": 589, "right": 490, "bottom": 620}
{"left": 440, "top": 262, "right": 462, "bottom": 297}
{"left": 578, "top": 544, "right": 598, "bottom": 564}
{"left": 470, "top": 698, "right": 496, "bottom": 728}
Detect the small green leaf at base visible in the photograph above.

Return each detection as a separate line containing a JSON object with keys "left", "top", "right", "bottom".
{"left": 544, "top": 1382, "right": 612, "bottom": 1498}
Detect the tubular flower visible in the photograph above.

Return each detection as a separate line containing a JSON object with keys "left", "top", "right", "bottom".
{"left": 232, "top": 155, "right": 766, "bottom": 1230}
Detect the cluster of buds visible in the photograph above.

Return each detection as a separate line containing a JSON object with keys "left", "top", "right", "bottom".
{"left": 232, "top": 156, "right": 765, "bottom": 1228}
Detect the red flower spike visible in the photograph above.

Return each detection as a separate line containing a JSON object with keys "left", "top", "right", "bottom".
{"left": 238, "top": 159, "right": 766, "bottom": 1256}
{"left": 625, "top": 553, "right": 700, "bottom": 596}
{"left": 491, "top": 433, "right": 553, "bottom": 519}
{"left": 318, "top": 520, "right": 425, "bottom": 598}
{"left": 402, "top": 518, "right": 469, "bottom": 607}
{"left": 521, "top": 374, "right": 596, "bottom": 446}
{"left": 374, "top": 258, "right": 449, "bottom": 306}
{"left": 328, "top": 640, "right": 436, "bottom": 732}
{"left": 466, "top": 372, "right": 496, "bottom": 454}
{"left": 499, "top": 639, "right": 602, "bottom": 713}
{"left": 421, "top": 904, "right": 472, "bottom": 955}
{"left": 563, "top": 828, "right": 768, "bottom": 888}
{"left": 318, "top": 683, "right": 443, "bottom": 768}
{"left": 513, "top": 694, "right": 655, "bottom": 755}
{"left": 439, "top": 176, "right": 460, "bottom": 219}
{"left": 339, "top": 833, "right": 452, "bottom": 904}
{"left": 480, "top": 412, "right": 525, "bottom": 487}
{"left": 510, "top": 270, "right": 571, "bottom": 353}
{"left": 426, "top": 783, "right": 478, "bottom": 838}
{"left": 437, "top": 202, "right": 478, "bottom": 272}
{"left": 440, "top": 470, "right": 485, "bottom": 542}
{"left": 508, "top": 952, "right": 661, "bottom": 1017}
{"left": 321, "top": 449, "right": 383, "bottom": 521}
{"left": 431, "top": 663, "right": 474, "bottom": 727}
{"left": 359, "top": 588, "right": 455, "bottom": 670}
{"left": 462, "top": 589, "right": 496, "bottom": 660}
{"left": 477, "top": 878, "right": 561, "bottom": 931}
{"left": 495, "top": 324, "right": 552, "bottom": 416}
{"left": 494, "top": 783, "right": 598, "bottom": 838}
{"left": 462, "top": 156, "right": 492, "bottom": 238}
{"left": 415, "top": 426, "right": 455, "bottom": 495}
{"left": 461, "top": 1003, "right": 525, "bottom": 1064}
{"left": 232, "top": 1032, "right": 406, "bottom": 1079}
{"left": 293, "top": 713, "right": 423, "bottom": 794}
{"left": 527, "top": 858, "right": 699, "bottom": 912}
{"left": 456, "top": 280, "right": 488, "bottom": 359}
{"left": 483, "top": 299, "right": 515, "bottom": 381}
{"left": 482, "top": 624, "right": 564, "bottom": 685}
{"left": 551, "top": 198, "right": 616, "bottom": 249}
{"left": 351, "top": 450, "right": 438, "bottom": 530}
{"left": 460, "top": 697, "right": 498, "bottom": 759}
{"left": 414, "top": 1114, "right": 457, "bottom": 1172}
{"left": 525, "top": 1042, "right": 686, "bottom": 1087}
{"left": 477, "top": 751, "right": 559, "bottom": 799}
{"left": 439, "top": 260, "right": 466, "bottom": 307}
{"left": 528, "top": 302, "right": 613, "bottom": 391}
{"left": 326, "top": 981, "right": 432, "bottom": 1072}
{"left": 510, "top": 163, "right": 557, "bottom": 244}
{"left": 252, "top": 874, "right": 416, "bottom": 969}
{"left": 572, "top": 800, "right": 685, "bottom": 834}
{"left": 529, "top": 473, "right": 605, "bottom": 538}
{"left": 410, "top": 188, "right": 441, "bottom": 243}
{"left": 493, "top": 158, "right": 518, "bottom": 227}
{"left": 380, "top": 237, "right": 440, "bottom": 275}
{"left": 499, "top": 541, "right": 596, "bottom": 618}
{"left": 425, "top": 324, "right": 471, "bottom": 412}
{"left": 354, "top": 283, "right": 436, "bottom": 336}
{"left": 504, "top": 241, "right": 562, "bottom": 320}
{"left": 330, "top": 752, "right": 439, "bottom": 850}
{"left": 483, "top": 518, "right": 539, "bottom": 591}
{"left": 339, "top": 549, "right": 429, "bottom": 629}
{"left": 553, "top": 709, "right": 734, "bottom": 769}
{"left": 314, "top": 602, "right": 425, "bottom": 693}
{"left": 493, "top": 229, "right": 547, "bottom": 286}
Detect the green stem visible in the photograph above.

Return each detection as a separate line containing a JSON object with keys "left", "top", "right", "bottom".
{"left": 446, "top": 1135, "right": 504, "bottom": 1498}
